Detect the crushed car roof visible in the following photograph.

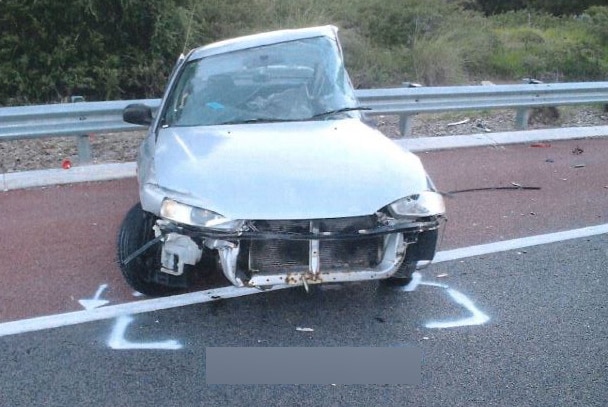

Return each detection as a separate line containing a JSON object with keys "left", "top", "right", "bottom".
{"left": 187, "top": 25, "right": 339, "bottom": 61}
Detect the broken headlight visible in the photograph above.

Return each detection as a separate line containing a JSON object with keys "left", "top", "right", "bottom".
{"left": 160, "top": 199, "right": 244, "bottom": 231}
{"left": 388, "top": 191, "right": 445, "bottom": 219}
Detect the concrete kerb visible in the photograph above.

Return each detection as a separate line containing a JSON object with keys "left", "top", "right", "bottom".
{"left": 2, "top": 126, "right": 608, "bottom": 192}
{"left": 1, "top": 162, "right": 136, "bottom": 192}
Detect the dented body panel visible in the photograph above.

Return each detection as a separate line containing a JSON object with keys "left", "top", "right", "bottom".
{"left": 141, "top": 119, "right": 428, "bottom": 220}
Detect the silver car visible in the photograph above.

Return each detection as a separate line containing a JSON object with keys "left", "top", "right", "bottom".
{"left": 118, "top": 25, "right": 446, "bottom": 296}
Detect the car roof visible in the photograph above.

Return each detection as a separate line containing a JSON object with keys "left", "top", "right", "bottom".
{"left": 187, "top": 25, "right": 339, "bottom": 61}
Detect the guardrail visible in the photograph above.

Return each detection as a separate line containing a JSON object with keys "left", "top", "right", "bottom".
{"left": 1, "top": 82, "right": 608, "bottom": 163}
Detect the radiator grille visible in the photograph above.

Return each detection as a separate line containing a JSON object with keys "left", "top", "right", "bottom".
{"left": 245, "top": 217, "right": 383, "bottom": 274}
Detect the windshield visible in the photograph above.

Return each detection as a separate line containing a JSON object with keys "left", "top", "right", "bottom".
{"left": 162, "top": 36, "right": 358, "bottom": 127}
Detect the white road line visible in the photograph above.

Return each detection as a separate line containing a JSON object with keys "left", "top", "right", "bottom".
{"left": 0, "top": 223, "right": 606, "bottom": 338}
{"left": 0, "top": 285, "right": 291, "bottom": 338}
{"left": 433, "top": 223, "right": 608, "bottom": 263}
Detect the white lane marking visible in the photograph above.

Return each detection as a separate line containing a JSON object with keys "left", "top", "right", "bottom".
{"left": 108, "top": 315, "right": 182, "bottom": 350}
{"left": 0, "top": 223, "right": 606, "bottom": 338}
{"left": 424, "top": 288, "right": 490, "bottom": 329}
{"left": 434, "top": 223, "right": 608, "bottom": 263}
{"left": 0, "top": 285, "right": 291, "bottom": 338}
{"left": 78, "top": 283, "right": 109, "bottom": 310}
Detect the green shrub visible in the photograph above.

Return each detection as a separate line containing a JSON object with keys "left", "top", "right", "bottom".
{"left": 410, "top": 36, "right": 467, "bottom": 85}
{"left": 2, "top": 0, "right": 608, "bottom": 105}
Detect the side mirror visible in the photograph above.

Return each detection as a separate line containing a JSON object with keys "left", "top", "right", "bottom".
{"left": 123, "top": 104, "right": 153, "bottom": 126}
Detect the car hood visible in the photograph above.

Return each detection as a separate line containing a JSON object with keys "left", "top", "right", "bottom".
{"left": 153, "top": 119, "right": 428, "bottom": 220}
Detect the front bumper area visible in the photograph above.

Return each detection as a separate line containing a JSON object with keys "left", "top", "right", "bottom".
{"left": 154, "top": 216, "right": 442, "bottom": 289}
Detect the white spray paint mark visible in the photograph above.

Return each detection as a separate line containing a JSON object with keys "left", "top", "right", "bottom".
{"left": 78, "top": 283, "right": 109, "bottom": 310}
{"left": 399, "top": 272, "right": 423, "bottom": 292}
{"left": 399, "top": 273, "right": 447, "bottom": 292}
{"left": 399, "top": 276, "right": 489, "bottom": 329}
{"left": 108, "top": 315, "right": 182, "bottom": 350}
{"left": 424, "top": 288, "right": 490, "bottom": 329}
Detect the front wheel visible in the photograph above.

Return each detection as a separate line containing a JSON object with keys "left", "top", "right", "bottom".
{"left": 382, "top": 229, "right": 439, "bottom": 287}
{"left": 382, "top": 261, "right": 417, "bottom": 287}
{"left": 116, "top": 203, "right": 180, "bottom": 297}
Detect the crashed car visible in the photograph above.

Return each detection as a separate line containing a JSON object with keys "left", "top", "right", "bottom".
{"left": 118, "top": 25, "right": 446, "bottom": 296}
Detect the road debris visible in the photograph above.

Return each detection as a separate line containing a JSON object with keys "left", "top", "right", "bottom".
{"left": 572, "top": 146, "right": 584, "bottom": 155}
{"left": 573, "top": 164, "right": 586, "bottom": 168}
{"left": 475, "top": 120, "right": 492, "bottom": 132}
{"left": 296, "top": 327, "right": 314, "bottom": 332}
{"left": 530, "top": 142, "right": 551, "bottom": 148}
{"left": 447, "top": 118, "right": 470, "bottom": 127}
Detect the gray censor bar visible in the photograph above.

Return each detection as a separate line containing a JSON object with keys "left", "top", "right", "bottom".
{"left": 206, "top": 347, "right": 421, "bottom": 385}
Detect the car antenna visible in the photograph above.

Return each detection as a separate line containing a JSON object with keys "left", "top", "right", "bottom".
{"left": 181, "top": 2, "right": 196, "bottom": 55}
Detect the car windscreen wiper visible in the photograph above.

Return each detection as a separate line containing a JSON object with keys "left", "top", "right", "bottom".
{"left": 217, "top": 117, "right": 302, "bottom": 125}
{"left": 309, "top": 106, "right": 372, "bottom": 120}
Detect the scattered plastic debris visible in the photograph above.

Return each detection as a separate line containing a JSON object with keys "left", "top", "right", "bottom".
{"left": 573, "top": 164, "right": 586, "bottom": 168}
{"left": 447, "top": 118, "right": 470, "bottom": 127}
{"left": 296, "top": 327, "right": 314, "bottom": 332}
{"left": 61, "top": 159, "right": 72, "bottom": 169}
{"left": 436, "top": 274, "right": 448, "bottom": 278}
{"left": 475, "top": 120, "right": 492, "bottom": 132}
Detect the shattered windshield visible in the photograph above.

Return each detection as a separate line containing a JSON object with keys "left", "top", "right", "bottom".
{"left": 162, "top": 36, "right": 358, "bottom": 127}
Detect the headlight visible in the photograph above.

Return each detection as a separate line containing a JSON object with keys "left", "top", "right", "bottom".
{"left": 160, "top": 199, "right": 244, "bottom": 231}
{"left": 388, "top": 191, "right": 445, "bottom": 219}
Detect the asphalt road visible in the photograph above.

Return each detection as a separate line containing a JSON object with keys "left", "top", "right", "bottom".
{"left": 0, "top": 138, "right": 607, "bottom": 406}
{"left": 0, "top": 236, "right": 606, "bottom": 406}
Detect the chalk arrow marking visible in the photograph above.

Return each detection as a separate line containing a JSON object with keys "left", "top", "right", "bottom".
{"left": 108, "top": 315, "right": 182, "bottom": 350}
{"left": 78, "top": 283, "right": 109, "bottom": 310}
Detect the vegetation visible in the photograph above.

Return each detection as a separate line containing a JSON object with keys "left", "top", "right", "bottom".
{"left": 1, "top": 0, "right": 607, "bottom": 105}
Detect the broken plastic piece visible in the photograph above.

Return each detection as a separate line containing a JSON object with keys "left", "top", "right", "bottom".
{"left": 447, "top": 118, "right": 470, "bottom": 127}
{"left": 296, "top": 327, "right": 314, "bottom": 332}
{"left": 61, "top": 159, "right": 72, "bottom": 169}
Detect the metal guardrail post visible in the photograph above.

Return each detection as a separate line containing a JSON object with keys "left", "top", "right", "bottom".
{"left": 398, "top": 114, "right": 413, "bottom": 137}
{"left": 70, "top": 96, "right": 92, "bottom": 164}
{"left": 515, "top": 78, "right": 543, "bottom": 130}
{"left": 397, "top": 82, "right": 422, "bottom": 137}
{"left": 515, "top": 108, "right": 530, "bottom": 130}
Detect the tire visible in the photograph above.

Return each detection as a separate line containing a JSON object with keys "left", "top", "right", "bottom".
{"left": 117, "top": 203, "right": 180, "bottom": 297}
{"left": 382, "top": 261, "right": 416, "bottom": 287}
{"left": 382, "top": 229, "right": 439, "bottom": 287}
